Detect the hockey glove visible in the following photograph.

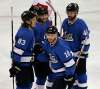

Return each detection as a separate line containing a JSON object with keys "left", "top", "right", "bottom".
{"left": 34, "top": 43, "right": 43, "bottom": 54}
{"left": 64, "top": 75, "right": 75, "bottom": 89}
{"left": 76, "top": 52, "right": 88, "bottom": 65}
{"left": 80, "top": 52, "right": 88, "bottom": 59}
{"left": 76, "top": 51, "right": 88, "bottom": 59}
{"left": 9, "top": 64, "right": 21, "bottom": 77}
{"left": 64, "top": 75, "right": 74, "bottom": 82}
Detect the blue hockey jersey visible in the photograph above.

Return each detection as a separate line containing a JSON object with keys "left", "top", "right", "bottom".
{"left": 11, "top": 26, "right": 35, "bottom": 66}
{"left": 34, "top": 20, "right": 52, "bottom": 62}
{"left": 42, "top": 38, "right": 76, "bottom": 78}
{"left": 61, "top": 18, "right": 90, "bottom": 57}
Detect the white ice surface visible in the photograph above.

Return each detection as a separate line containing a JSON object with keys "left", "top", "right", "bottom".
{"left": 0, "top": 0, "right": 100, "bottom": 89}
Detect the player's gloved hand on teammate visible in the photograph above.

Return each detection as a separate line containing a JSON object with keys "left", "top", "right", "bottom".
{"left": 34, "top": 43, "right": 43, "bottom": 54}
{"left": 9, "top": 62, "right": 21, "bottom": 77}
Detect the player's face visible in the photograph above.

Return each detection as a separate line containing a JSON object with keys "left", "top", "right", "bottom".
{"left": 39, "top": 14, "right": 49, "bottom": 22}
{"left": 26, "top": 17, "right": 36, "bottom": 28}
{"left": 30, "top": 17, "right": 37, "bottom": 27}
{"left": 67, "top": 11, "right": 78, "bottom": 21}
{"left": 46, "top": 34, "right": 57, "bottom": 44}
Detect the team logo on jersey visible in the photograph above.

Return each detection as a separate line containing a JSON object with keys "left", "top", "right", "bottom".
{"left": 49, "top": 53, "right": 58, "bottom": 63}
{"left": 63, "top": 32, "right": 73, "bottom": 41}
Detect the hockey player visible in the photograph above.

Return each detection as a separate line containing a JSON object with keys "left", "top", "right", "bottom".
{"left": 32, "top": 5, "right": 53, "bottom": 89}
{"left": 61, "top": 3, "right": 90, "bottom": 89}
{"left": 41, "top": 26, "right": 76, "bottom": 89}
{"left": 9, "top": 10, "right": 36, "bottom": 89}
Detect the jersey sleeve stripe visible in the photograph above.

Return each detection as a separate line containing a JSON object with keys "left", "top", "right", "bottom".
{"left": 46, "top": 81, "right": 53, "bottom": 87}
{"left": 81, "top": 38, "right": 90, "bottom": 45}
{"left": 73, "top": 80, "right": 87, "bottom": 88}
{"left": 78, "top": 82, "right": 87, "bottom": 88}
{"left": 20, "top": 57, "right": 32, "bottom": 62}
{"left": 13, "top": 47, "right": 24, "bottom": 55}
{"left": 51, "top": 67, "right": 65, "bottom": 73}
{"left": 64, "top": 59, "right": 75, "bottom": 68}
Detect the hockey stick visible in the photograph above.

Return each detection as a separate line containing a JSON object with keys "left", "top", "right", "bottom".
{"left": 46, "top": 1, "right": 57, "bottom": 26}
{"left": 11, "top": 7, "right": 14, "bottom": 51}
{"left": 11, "top": 6, "right": 15, "bottom": 89}
{"left": 76, "top": 44, "right": 85, "bottom": 65}
{"left": 54, "top": 12, "right": 57, "bottom": 26}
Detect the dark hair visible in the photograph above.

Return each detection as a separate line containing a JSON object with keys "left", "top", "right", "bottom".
{"left": 21, "top": 10, "right": 36, "bottom": 22}
{"left": 66, "top": 3, "right": 79, "bottom": 13}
